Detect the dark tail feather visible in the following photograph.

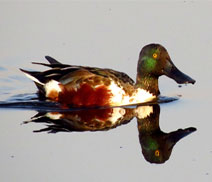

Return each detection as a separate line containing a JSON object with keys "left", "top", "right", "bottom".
{"left": 20, "top": 68, "right": 44, "bottom": 86}
{"left": 20, "top": 68, "right": 46, "bottom": 95}
{"left": 32, "top": 56, "right": 70, "bottom": 68}
{"left": 45, "top": 56, "right": 61, "bottom": 64}
{"left": 31, "top": 62, "right": 53, "bottom": 67}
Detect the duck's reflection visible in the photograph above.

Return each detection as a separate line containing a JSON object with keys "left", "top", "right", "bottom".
{"left": 136, "top": 105, "right": 196, "bottom": 163}
{"left": 25, "top": 104, "right": 196, "bottom": 164}
{"left": 27, "top": 107, "right": 135, "bottom": 132}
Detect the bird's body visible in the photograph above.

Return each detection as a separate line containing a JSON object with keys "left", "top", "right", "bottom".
{"left": 20, "top": 44, "right": 195, "bottom": 107}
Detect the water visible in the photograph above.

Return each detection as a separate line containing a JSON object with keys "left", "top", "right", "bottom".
{"left": 0, "top": 1, "right": 212, "bottom": 182}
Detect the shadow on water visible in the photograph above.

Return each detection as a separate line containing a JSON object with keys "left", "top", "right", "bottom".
{"left": 0, "top": 94, "right": 196, "bottom": 164}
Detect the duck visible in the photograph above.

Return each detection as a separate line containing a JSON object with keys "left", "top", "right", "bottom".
{"left": 20, "top": 44, "right": 195, "bottom": 107}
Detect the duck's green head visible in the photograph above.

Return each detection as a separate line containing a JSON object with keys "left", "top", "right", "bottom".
{"left": 136, "top": 44, "right": 195, "bottom": 95}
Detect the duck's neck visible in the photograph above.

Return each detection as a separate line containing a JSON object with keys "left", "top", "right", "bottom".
{"left": 136, "top": 73, "right": 160, "bottom": 96}
{"left": 137, "top": 104, "right": 161, "bottom": 134}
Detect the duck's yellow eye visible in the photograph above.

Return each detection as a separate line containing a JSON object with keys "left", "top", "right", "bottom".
{"left": 153, "top": 53, "right": 158, "bottom": 59}
{"left": 155, "top": 150, "right": 160, "bottom": 157}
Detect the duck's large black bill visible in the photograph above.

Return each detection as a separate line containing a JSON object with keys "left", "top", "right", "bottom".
{"left": 168, "top": 127, "right": 197, "bottom": 144}
{"left": 165, "top": 127, "right": 196, "bottom": 158}
{"left": 164, "top": 61, "right": 196, "bottom": 84}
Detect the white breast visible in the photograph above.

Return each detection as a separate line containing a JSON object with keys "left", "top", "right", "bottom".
{"left": 108, "top": 81, "right": 155, "bottom": 106}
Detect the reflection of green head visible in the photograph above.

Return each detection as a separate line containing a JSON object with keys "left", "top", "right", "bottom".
{"left": 145, "top": 137, "right": 158, "bottom": 150}
{"left": 139, "top": 128, "right": 197, "bottom": 164}
{"left": 141, "top": 136, "right": 164, "bottom": 164}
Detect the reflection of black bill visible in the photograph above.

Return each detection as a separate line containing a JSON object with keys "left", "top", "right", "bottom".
{"left": 168, "top": 127, "right": 197, "bottom": 144}
{"left": 164, "top": 60, "right": 196, "bottom": 84}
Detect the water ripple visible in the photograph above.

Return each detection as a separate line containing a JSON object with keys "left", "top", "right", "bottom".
{"left": 0, "top": 93, "right": 179, "bottom": 112}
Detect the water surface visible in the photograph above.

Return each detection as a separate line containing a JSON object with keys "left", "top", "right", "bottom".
{"left": 0, "top": 1, "right": 212, "bottom": 182}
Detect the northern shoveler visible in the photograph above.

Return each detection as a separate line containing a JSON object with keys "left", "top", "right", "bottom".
{"left": 20, "top": 44, "right": 195, "bottom": 107}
